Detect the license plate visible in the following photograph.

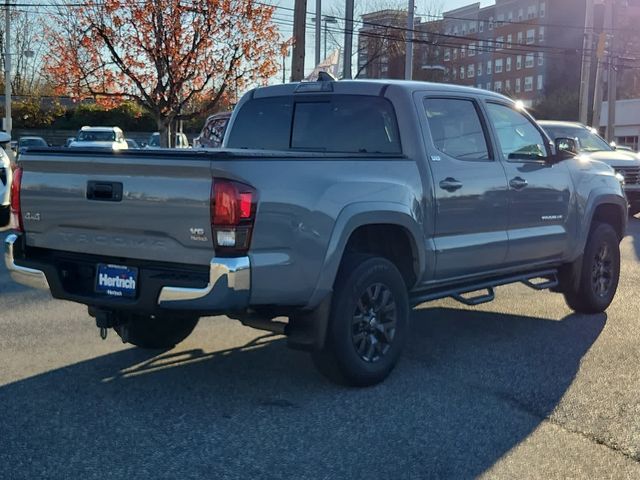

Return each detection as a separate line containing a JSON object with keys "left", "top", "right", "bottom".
{"left": 95, "top": 264, "right": 138, "bottom": 298}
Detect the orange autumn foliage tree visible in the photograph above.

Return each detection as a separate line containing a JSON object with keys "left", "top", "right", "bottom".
{"left": 45, "top": 0, "right": 280, "bottom": 146}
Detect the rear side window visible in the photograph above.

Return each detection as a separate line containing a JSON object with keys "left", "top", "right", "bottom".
{"left": 227, "top": 95, "right": 401, "bottom": 154}
{"left": 424, "top": 98, "right": 491, "bottom": 161}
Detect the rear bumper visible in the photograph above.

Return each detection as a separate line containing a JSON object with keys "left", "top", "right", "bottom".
{"left": 157, "top": 257, "right": 250, "bottom": 311}
{"left": 4, "top": 233, "right": 50, "bottom": 290}
{"left": 4, "top": 233, "right": 250, "bottom": 314}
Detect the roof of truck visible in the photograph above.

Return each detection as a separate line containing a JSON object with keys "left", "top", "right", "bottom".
{"left": 250, "top": 79, "right": 509, "bottom": 101}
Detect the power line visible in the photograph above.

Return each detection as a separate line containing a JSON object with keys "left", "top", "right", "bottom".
{"left": 9, "top": 1, "right": 640, "bottom": 66}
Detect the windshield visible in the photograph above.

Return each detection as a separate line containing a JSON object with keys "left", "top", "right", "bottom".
{"left": 77, "top": 131, "right": 116, "bottom": 142}
{"left": 543, "top": 125, "right": 612, "bottom": 153}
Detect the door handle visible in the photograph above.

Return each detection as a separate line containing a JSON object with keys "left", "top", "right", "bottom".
{"left": 439, "top": 178, "right": 463, "bottom": 192}
{"left": 509, "top": 177, "right": 528, "bottom": 190}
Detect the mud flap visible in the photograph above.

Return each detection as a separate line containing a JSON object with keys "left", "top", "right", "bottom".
{"left": 286, "top": 294, "right": 332, "bottom": 352}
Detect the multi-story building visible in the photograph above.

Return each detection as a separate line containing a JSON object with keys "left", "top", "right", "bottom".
{"left": 441, "top": 0, "right": 586, "bottom": 107}
{"left": 357, "top": 11, "right": 442, "bottom": 80}
{"left": 357, "top": 1, "right": 588, "bottom": 108}
{"left": 357, "top": 10, "right": 408, "bottom": 79}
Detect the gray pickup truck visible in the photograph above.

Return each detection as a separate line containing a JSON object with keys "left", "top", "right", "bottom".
{"left": 4, "top": 80, "right": 627, "bottom": 385}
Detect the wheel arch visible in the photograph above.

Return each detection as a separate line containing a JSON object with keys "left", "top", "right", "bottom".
{"left": 305, "top": 202, "right": 425, "bottom": 309}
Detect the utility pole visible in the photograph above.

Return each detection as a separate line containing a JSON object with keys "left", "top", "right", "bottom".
{"left": 282, "top": 50, "right": 286, "bottom": 84}
{"left": 405, "top": 0, "right": 415, "bottom": 80}
{"left": 4, "top": 0, "right": 12, "bottom": 139}
{"left": 291, "top": 0, "right": 306, "bottom": 81}
{"left": 607, "top": 55, "right": 617, "bottom": 142}
{"left": 606, "top": 0, "right": 617, "bottom": 142}
{"left": 592, "top": 0, "right": 613, "bottom": 131}
{"left": 315, "top": 0, "right": 322, "bottom": 67}
{"left": 579, "top": 0, "right": 595, "bottom": 125}
{"left": 343, "top": 0, "right": 354, "bottom": 79}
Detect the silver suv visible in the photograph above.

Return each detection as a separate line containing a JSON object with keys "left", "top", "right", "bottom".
{"left": 539, "top": 121, "right": 640, "bottom": 215}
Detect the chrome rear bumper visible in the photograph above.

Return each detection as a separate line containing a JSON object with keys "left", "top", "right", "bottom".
{"left": 4, "top": 233, "right": 50, "bottom": 290}
{"left": 157, "top": 256, "right": 250, "bottom": 309}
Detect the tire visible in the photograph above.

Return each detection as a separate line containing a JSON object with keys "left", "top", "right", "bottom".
{"left": 114, "top": 315, "right": 199, "bottom": 349}
{"left": 563, "top": 222, "right": 620, "bottom": 314}
{"left": 312, "top": 254, "right": 410, "bottom": 387}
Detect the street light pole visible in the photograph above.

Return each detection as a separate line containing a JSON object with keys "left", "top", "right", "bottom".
{"left": 579, "top": 0, "right": 595, "bottom": 125}
{"left": 405, "top": 0, "right": 415, "bottom": 80}
{"left": 343, "top": 0, "right": 354, "bottom": 79}
{"left": 315, "top": 0, "right": 321, "bottom": 67}
{"left": 4, "top": 0, "right": 12, "bottom": 139}
{"left": 324, "top": 16, "right": 338, "bottom": 59}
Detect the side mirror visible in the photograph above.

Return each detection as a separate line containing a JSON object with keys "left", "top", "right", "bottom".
{"left": 554, "top": 137, "right": 578, "bottom": 161}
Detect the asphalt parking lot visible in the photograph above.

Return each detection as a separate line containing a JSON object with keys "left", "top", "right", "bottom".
{"left": 1, "top": 223, "right": 640, "bottom": 479}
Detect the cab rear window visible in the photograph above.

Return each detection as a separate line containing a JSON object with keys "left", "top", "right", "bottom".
{"left": 227, "top": 95, "right": 402, "bottom": 154}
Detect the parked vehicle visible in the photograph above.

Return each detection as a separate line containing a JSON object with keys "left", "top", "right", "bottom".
{"left": 193, "top": 112, "right": 231, "bottom": 148}
{"left": 17, "top": 136, "right": 48, "bottom": 155}
{"left": 125, "top": 139, "right": 141, "bottom": 149}
{"left": 614, "top": 145, "right": 636, "bottom": 153}
{"left": 539, "top": 121, "right": 640, "bottom": 215}
{"left": 64, "top": 137, "right": 76, "bottom": 147}
{"left": 69, "top": 126, "right": 128, "bottom": 150}
{"left": 5, "top": 80, "right": 627, "bottom": 385}
{"left": 18, "top": 136, "right": 48, "bottom": 149}
{"left": 146, "top": 132, "right": 190, "bottom": 149}
{"left": 0, "top": 132, "right": 11, "bottom": 229}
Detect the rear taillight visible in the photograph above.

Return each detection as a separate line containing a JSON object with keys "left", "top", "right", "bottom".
{"left": 211, "top": 178, "right": 257, "bottom": 255}
{"left": 10, "top": 166, "right": 23, "bottom": 232}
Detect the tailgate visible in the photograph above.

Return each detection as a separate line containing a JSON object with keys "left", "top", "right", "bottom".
{"left": 19, "top": 150, "right": 214, "bottom": 266}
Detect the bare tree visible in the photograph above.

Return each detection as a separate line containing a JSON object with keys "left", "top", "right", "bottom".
{"left": 0, "top": 6, "right": 47, "bottom": 96}
{"left": 328, "top": 0, "right": 444, "bottom": 79}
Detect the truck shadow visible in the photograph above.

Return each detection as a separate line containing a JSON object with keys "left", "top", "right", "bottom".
{"left": 0, "top": 307, "right": 605, "bottom": 479}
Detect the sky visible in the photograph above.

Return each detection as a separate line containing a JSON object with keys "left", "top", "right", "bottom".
{"left": 268, "top": 0, "right": 496, "bottom": 76}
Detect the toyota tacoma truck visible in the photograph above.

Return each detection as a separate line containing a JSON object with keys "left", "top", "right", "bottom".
{"left": 4, "top": 80, "right": 627, "bottom": 386}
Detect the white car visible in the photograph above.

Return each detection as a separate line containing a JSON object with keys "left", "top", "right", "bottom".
{"left": 69, "top": 126, "right": 128, "bottom": 150}
{"left": 146, "top": 132, "right": 190, "bottom": 149}
{"left": 0, "top": 131, "right": 12, "bottom": 229}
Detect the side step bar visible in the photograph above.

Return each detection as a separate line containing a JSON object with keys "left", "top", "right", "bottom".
{"left": 410, "top": 269, "right": 559, "bottom": 307}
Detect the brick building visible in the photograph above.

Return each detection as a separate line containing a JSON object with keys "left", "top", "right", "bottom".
{"left": 441, "top": 0, "right": 586, "bottom": 107}
{"left": 357, "top": 10, "right": 408, "bottom": 79}
{"left": 357, "top": 0, "right": 588, "bottom": 108}
{"left": 356, "top": 11, "right": 442, "bottom": 80}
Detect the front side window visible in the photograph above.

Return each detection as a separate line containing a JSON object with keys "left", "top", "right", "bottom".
{"left": 486, "top": 103, "right": 547, "bottom": 161}
{"left": 424, "top": 98, "right": 490, "bottom": 161}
